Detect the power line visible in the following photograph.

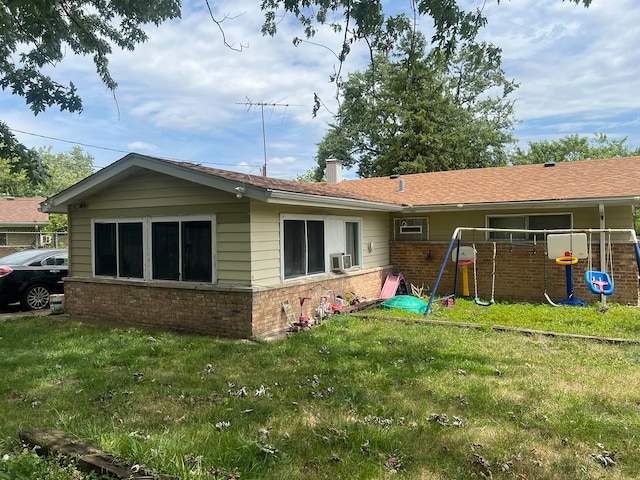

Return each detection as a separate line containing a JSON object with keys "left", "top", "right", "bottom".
{"left": 8, "top": 127, "right": 264, "bottom": 172}
{"left": 9, "top": 127, "right": 130, "bottom": 154}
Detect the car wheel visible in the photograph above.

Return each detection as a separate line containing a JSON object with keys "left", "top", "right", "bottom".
{"left": 21, "top": 285, "right": 51, "bottom": 310}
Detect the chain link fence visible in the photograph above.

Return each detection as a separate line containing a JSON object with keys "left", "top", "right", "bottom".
{"left": 0, "top": 231, "right": 69, "bottom": 256}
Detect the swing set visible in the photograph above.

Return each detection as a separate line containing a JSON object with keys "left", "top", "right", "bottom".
{"left": 426, "top": 227, "right": 640, "bottom": 315}
{"left": 450, "top": 241, "right": 496, "bottom": 306}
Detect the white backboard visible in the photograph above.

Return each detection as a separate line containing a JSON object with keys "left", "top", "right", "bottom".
{"left": 547, "top": 233, "right": 588, "bottom": 260}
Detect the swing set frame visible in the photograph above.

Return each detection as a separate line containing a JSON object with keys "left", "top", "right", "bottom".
{"left": 426, "top": 227, "right": 640, "bottom": 315}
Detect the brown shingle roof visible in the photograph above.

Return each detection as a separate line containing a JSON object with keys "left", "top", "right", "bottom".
{"left": 164, "top": 159, "right": 389, "bottom": 204}
{"left": 168, "top": 156, "right": 640, "bottom": 208}
{"left": 0, "top": 197, "right": 48, "bottom": 224}
{"left": 328, "top": 156, "right": 640, "bottom": 206}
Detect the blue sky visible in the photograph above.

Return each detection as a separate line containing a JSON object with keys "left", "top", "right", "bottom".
{"left": 2, "top": 0, "right": 639, "bottom": 179}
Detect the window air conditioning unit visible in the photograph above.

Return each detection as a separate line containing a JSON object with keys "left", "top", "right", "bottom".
{"left": 40, "top": 234, "right": 52, "bottom": 246}
{"left": 330, "top": 254, "right": 352, "bottom": 273}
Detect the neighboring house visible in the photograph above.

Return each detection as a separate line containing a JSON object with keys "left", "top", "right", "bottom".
{"left": 0, "top": 197, "right": 49, "bottom": 253}
{"left": 40, "top": 154, "right": 640, "bottom": 338}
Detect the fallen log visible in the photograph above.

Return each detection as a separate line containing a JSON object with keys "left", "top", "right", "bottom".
{"left": 19, "top": 428, "right": 178, "bottom": 479}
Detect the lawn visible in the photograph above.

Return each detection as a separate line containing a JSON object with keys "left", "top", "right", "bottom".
{"left": 1, "top": 302, "right": 639, "bottom": 479}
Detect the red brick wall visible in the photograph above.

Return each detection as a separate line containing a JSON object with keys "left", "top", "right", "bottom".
{"left": 62, "top": 269, "right": 388, "bottom": 339}
{"left": 390, "top": 242, "right": 640, "bottom": 305}
{"left": 253, "top": 269, "right": 388, "bottom": 337}
{"left": 63, "top": 279, "right": 254, "bottom": 338}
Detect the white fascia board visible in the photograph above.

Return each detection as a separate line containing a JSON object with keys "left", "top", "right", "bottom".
{"left": 40, "top": 154, "right": 256, "bottom": 213}
{"left": 266, "top": 190, "right": 402, "bottom": 212}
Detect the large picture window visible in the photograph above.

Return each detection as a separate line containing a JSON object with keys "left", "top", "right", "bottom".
{"left": 93, "top": 216, "right": 214, "bottom": 282}
{"left": 282, "top": 215, "right": 362, "bottom": 280}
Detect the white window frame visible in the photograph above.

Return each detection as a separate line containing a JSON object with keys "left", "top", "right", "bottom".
{"left": 280, "top": 214, "right": 362, "bottom": 281}
{"left": 485, "top": 213, "right": 573, "bottom": 240}
{"left": 394, "top": 217, "right": 429, "bottom": 241}
{"left": 91, "top": 215, "right": 216, "bottom": 283}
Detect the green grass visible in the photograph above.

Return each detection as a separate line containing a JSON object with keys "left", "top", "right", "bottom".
{"left": 1, "top": 305, "right": 639, "bottom": 479}
{"left": 370, "top": 298, "right": 640, "bottom": 340}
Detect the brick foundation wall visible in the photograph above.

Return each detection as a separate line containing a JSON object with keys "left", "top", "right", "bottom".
{"left": 391, "top": 242, "right": 640, "bottom": 305}
{"left": 63, "top": 279, "right": 254, "bottom": 338}
{"left": 63, "top": 268, "right": 388, "bottom": 339}
{"left": 253, "top": 268, "right": 388, "bottom": 337}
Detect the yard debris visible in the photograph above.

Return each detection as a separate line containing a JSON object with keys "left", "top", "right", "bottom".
{"left": 228, "top": 386, "right": 248, "bottom": 398}
{"left": 311, "top": 387, "right": 334, "bottom": 398}
{"left": 204, "top": 363, "right": 213, "bottom": 374}
{"left": 258, "top": 443, "right": 279, "bottom": 457}
{"left": 216, "top": 421, "right": 231, "bottom": 431}
{"left": 133, "top": 372, "right": 144, "bottom": 382}
{"left": 589, "top": 443, "right": 618, "bottom": 468}
{"left": 427, "top": 413, "right": 465, "bottom": 427}
{"left": 383, "top": 454, "right": 403, "bottom": 473}
{"left": 254, "top": 385, "right": 269, "bottom": 396}
{"left": 471, "top": 453, "right": 493, "bottom": 479}
{"left": 361, "top": 415, "right": 395, "bottom": 428}
{"left": 19, "top": 428, "right": 178, "bottom": 479}
{"left": 318, "top": 346, "right": 330, "bottom": 354}
{"left": 361, "top": 440, "right": 370, "bottom": 455}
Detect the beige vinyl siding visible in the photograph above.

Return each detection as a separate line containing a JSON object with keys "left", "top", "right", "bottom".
{"left": 249, "top": 203, "right": 391, "bottom": 287}
{"left": 248, "top": 202, "right": 284, "bottom": 286}
{"left": 361, "top": 211, "right": 390, "bottom": 268}
{"left": 67, "top": 171, "right": 251, "bottom": 283}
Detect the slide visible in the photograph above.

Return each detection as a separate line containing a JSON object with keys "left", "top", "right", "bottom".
{"left": 379, "top": 272, "right": 405, "bottom": 299}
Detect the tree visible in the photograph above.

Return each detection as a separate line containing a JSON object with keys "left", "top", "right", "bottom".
{"left": 313, "top": 31, "right": 517, "bottom": 178}
{"left": 0, "top": 145, "right": 94, "bottom": 232}
{"left": 0, "top": 0, "right": 180, "bottom": 182}
{"left": 0, "top": 0, "right": 592, "bottom": 181}
{"left": 510, "top": 133, "right": 640, "bottom": 165}
{"left": 510, "top": 133, "right": 640, "bottom": 235}
{"left": 262, "top": 0, "right": 591, "bottom": 83}
{"left": 0, "top": 146, "right": 94, "bottom": 198}
{"left": 0, "top": 121, "right": 47, "bottom": 185}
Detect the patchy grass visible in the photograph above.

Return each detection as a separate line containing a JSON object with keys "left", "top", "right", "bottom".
{"left": 0, "top": 308, "right": 639, "bottom": 479}
{"left": 367, "top": 298, "right": 640, "bottom": 340}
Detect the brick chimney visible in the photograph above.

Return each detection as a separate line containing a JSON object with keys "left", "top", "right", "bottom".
{"left": 325, "top": 158, "right": 343, "bottom": 185}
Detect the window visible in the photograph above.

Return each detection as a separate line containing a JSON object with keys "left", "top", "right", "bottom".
{"left": 93, "top": 216, "right": 214, "bottom": 282}
{"left": 283, "top": 219, "right": 325, "bottom": 279}
{"left": 487, "top": 214, "right": 571, "bottom": 240}
{"left": 345, "top": 221, "right": 360, "bottom": 266}
{"left": 394, "top": 217, "right": 429, "bottom": 241}
{"left": 281, "top": 215, "right": 362, "bottom": 280}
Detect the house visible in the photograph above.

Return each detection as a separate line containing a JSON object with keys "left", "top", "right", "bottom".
{"left": 40, "top": 154, "right": 640, "bottom": 338}
{"left": 0, "top": 197, "right": 49, "bottom": 253}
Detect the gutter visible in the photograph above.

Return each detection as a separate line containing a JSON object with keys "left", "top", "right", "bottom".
{"left": 403, "top": 196, "right": 640, "bottom": 213}
{"left": 265, "top": 190, "right": 402, "bottom": 212}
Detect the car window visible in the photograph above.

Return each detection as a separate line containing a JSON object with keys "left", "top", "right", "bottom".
{"left": 43, "top": 254, "right": 68, "bottom": 266}
{"left": 1, "top": 250, "right": 43, "bottom": 264}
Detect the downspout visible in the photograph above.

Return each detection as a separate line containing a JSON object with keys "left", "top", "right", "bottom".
{"left": 599, "top": 204, "right": 606, "bottom": 305}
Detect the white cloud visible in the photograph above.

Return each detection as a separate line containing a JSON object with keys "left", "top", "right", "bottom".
{"left": 2, "top": 0, "right": 639, "bottom": 178}
{"left": 127, "top": 142, "right": 159, "bottom": 152}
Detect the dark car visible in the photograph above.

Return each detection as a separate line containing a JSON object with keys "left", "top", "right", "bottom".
{"left": 0, "top": 249, "right": 68, "bottom": 310}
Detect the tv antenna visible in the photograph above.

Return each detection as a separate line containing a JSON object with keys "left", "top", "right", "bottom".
{"left": 237, "top": 98, "right": 303, "bottom": 176}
